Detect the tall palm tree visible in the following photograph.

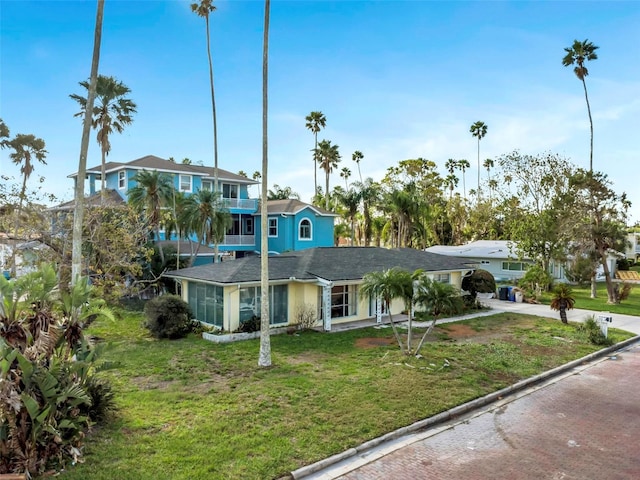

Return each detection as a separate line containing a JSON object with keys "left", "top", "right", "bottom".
{"left": 483, "top": 158, "right": 494, "bottom": 201}
{"left": 470, "top": 121, "right": 487, "bottom": 197}
{"left": 258, "top": 0, "right": 272, "bottom": 368}
{"left": 456, "top": 159, "right": 471, "bottom": 199}
{"left": 563, "top": 39, "right": 599, "bottom": 172}
{"left": 340, "top": 167, "right": 351, "bottom": 189}
{"left": 305, "top": 111, "right": 326, "bottom": 197}
{"left": 72, "top": 0, "right": 104, "bottom": 285}
{"left": 191, "top": 0, "right": 220, "bottom": 262}
{"left": 444, "top": 174, "right": 459, "bottom": 201}
{"left": 352, "top": 150, "right": 364, "bottom": 183}
{"left": 70, "top": 75, "right": 137, "bottom": 203}
{"left": 355, "top": 177, "right": 380, "bottom": 247}
{"left": 6, "top": 134, "right": 47, "bottom": 276}
{"left": 127, "top": 170, "right": 174, "bottom": 264}
{"left": 335, "top": 188, "right": 361, "bottom": 246}
{"left": 315, "top": 139, "right": 341, "bottom": 210}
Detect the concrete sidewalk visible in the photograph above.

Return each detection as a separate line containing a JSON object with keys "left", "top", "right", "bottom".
{"left": 292, "top": 301, "right": 640, "bottom": 479}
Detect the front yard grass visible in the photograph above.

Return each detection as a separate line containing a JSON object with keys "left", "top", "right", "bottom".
{"left": 539, "top": 281, "right": 640, "bottom": 316}
{"left": 57, "top": 311, "right": 634, "bottom": 480}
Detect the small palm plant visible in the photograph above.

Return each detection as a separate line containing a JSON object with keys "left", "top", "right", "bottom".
{"left": 550, "top": 284, "right": 576, "bottom": 324}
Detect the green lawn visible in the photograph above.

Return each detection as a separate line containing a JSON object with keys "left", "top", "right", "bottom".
{"left": 539, "top": 281, "right": 640, "bottom": 316}
{"left": 57, "top": 311, "right": 633, "bottom": 480}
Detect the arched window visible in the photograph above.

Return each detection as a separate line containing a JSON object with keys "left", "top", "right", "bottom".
{"left": 299, "top": 218, "right": 312, "bottom": 240}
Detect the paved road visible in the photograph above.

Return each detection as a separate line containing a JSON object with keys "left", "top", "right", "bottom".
{"left": 301, "top": 302, "right": 640, "bottom": 480}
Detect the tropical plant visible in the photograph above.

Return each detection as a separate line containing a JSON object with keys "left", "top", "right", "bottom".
{"left": 305, "top": 111, "right": 327, "bottom": 196}
{"left": 259, "top": 0, "right": 272, "bottom": 368}
{"left": 352, "top": 150, "right": 364, "bottom": 183}
{"left": 456, "top": 159, "right": 471, "bottom": 199}
{"left": 518, "top": 264, "right": 553, "bottom": 300}
{"left": 550, "top": 284, "right": 575, "bottom": 323}
{"left": 340, "top": 166, "right": 351, "bottom": 189}
{"left": 0, "top": 265, "right": 114, "bottom": 476}
{"left": 182, "top": 189, "right": 231, "bottom": 262}
{"left": 360, "top": 268, "right": 413, "bottom": 351}
{"left": 335, "top": 188, "right": 361, "bottom": 245}
{"left": 413, "top": 275, "right": 463, "bottom": 355}
{"left": 562, "top": 39, "right": 599, "bottom": 171}
{"left": 470, "top": 121, "right": 487, "bottom": 197}
{"left": 267, "top": 184, "right": 300, "bottom": 200}
{"left": 5, "top": 132, "right": 47, "bottom": 276}
{"left": 70, "top": 75, "right": 137, "bottom": 203}
{"left": 72, "top": 0, "right": 104, "bottom": 284}
{"left": 127, "top": 170, "right": 174, "bottom": 264}
{"left": 314, "top": 139, "right": 341, "bottom": 210}
{"left": 356, "top": 177, "right": 380, "bottom": 247}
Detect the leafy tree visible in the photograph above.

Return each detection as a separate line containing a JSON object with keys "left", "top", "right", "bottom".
{"left": 314, "top": 139, "right": 341, "bottom": 210}
{"left": 470, "top": 121, "right": 487, "bottom": 196}
{"left": 352, "top": 150, "right": 364, "bottom": 183}
{"left": 72, "top": 0, "right": 104, "bottom": 285}
{"left": 127, "top": 170, "right": 174, "bottom": 264}
{"left": 562, "top": 169, "right": 629, "bottom": 303}
{"left": 354, "top": 177, "right": 380, "bottom": 247}
{"left": 562, "top": 39, "right": 599, "bottom": 171}
{"left": 259, "top": 0, "right": 272, "bottom": 367}
{"left": 550, "top": 284, "right": 575, "bottom": 323}
{"left": 70, "top": 75, "right": 137, "bottom": 203}
{"left": 305, "top": 111, "right": 326, "bottom": 196}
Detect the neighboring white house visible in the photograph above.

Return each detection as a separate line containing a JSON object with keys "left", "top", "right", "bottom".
{"left": 425, "top": 240, "right": 571, "bottom": 283}
{"left": 624, "top": 232, "right": 640, "bottom": 261}
{"left": 426, "top": 240, "right": 622, "bottom": 284}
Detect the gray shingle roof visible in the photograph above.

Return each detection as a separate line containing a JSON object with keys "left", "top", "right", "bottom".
{"left": 71, "top": 155, "right": 257, "bottom": 184}
{"left": 48, "top": 189, "right": 125, "bottom": 211}
{"left": 164, "top": 247, "right": 475, "bottom": 285}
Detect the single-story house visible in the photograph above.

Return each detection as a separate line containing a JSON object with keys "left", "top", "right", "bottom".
{"left": 426, "top": 240, "right": 619, "bottom": 283}
{"left": 164, "top": 246, "right": 475, "bottom": 332}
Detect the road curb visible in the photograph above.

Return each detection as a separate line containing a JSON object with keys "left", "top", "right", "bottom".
{"left": 290, "top": 335, "right": 640, "bottom": 479}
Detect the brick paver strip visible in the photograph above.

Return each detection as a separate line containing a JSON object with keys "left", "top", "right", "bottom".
{"left": 336, "top": 342, "right": 640, "bottom": 480}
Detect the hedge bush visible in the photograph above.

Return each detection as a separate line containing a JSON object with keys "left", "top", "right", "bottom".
{"left": 144, "top": 294, "right": 194, "bottom": 339}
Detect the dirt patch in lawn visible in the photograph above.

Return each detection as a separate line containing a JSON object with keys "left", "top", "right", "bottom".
{"left": 355, "top": 337, "right": 398, "bottom": 349}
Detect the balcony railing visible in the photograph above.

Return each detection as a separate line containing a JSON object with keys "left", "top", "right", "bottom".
{"left": 222, "top": 198, "right": 257, "bottom": 210}
{"left": 222, "top": 235, "right": 255, "bottom": 246}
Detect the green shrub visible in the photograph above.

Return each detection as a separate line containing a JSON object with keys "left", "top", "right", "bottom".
{"left": 576, "top": 315, "right": 613, "bottom": 346}
{"left": 518, "top": 264, "right": 553, "bottom": 300}
{"left": 144, "top": 295, "right": 194, "bottom": 339}
{"left": 462, "top": 269, "right": 496, "bottom": 296}
{"left": 82, "top": 375, "right": 117, "bottom": 423}
{"left": 236, "top": 315, "right": 261, "bottom": 333}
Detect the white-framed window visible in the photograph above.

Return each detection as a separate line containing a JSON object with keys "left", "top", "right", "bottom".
{"left": 433, "top": 273, "right": 450, "bottom": 284}
{"left": 118, "top": 171, "right": 126, "bottom": 189}
{"left": 299, "top": 218, "right": 312, "bottom": 240}
{"left": 319, "top": 285, "right": 357, "bottom": 319}
{"left": 243, "top": 217, "right": 254, "bottom": 235}
{"left": 222, "top": 183, "right": 238, "bottom": 199}
{"left": 502, "top": 261, "right": 528, "bottom": 271}
{"left": 202, "top": 180, "right": 212, "bottom": 191}
{"left": 268, "top": 218, "right": 278, "bottom": 237}
{"left": 179, "top": 174, "right": 192, "bottom": 192}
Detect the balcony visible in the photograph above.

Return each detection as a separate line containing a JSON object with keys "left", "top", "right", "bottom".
{"left": 222, "top": 198, "right": 257, "bottom": 210}
{"left": 222, "top": 235, "right": 255, "bottom": 246}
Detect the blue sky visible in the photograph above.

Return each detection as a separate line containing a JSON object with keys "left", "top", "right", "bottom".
{"left": 1, "top": 1, "right": 639, "bottom": 222}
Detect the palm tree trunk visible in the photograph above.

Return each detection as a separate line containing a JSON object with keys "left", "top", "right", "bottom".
{"left": 414, "top": 315, "right": 438, "bottom": 356}
{"left": 386, "top": 308, "right": 404, "bottom": 351}
{"left": 477, "top": 139, "right": 481, "bottom": 199}
{"left": 582, "top": 77, "right": 594, "bottom": 172}
{"left": 258, "top": 0, "right": 272, "bottom": 368}
{"left": 560, "top": 307, "right": 567, "bottom": 324}
{"left": 205, "top": 15, "right": 220, "bottom": 263}
{"left": 72, "top": 0, "right": 104, "bottom": 285}
{"left": 325, "top": 171, "right": 330, "bottom": 210}
{"left": 100, "top": 145, "right": 107, "bottom": 204}
{"left": 313, "top": 134, "right": 318, "bottom": 197}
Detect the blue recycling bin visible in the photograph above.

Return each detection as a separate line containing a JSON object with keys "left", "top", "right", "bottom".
{"left": 2, "top": 270, "right": 10, "bottom": 280}
{"left": 507, "top": 286, "right": 515, "bottom": 302}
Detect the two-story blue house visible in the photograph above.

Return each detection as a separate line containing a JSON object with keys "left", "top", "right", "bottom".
{"left": 67, "top": 155, "right": 336, "bottom": 260}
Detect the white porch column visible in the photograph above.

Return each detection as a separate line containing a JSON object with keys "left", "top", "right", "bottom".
{"left": 322, "top": 284, "right": 332, "bottom": 331}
